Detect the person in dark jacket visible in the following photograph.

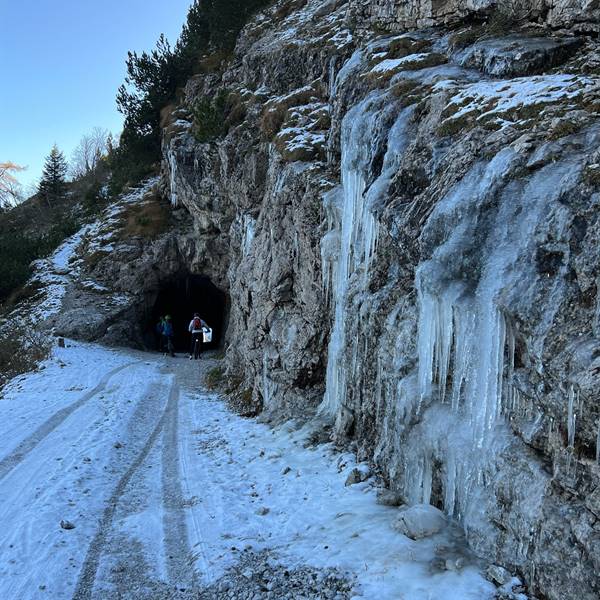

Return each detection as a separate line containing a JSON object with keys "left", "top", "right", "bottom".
{"left": 188, "top": 313, "right": 208, "bottom": 360}
{"left": 155, "top": 316, "right": 166, "bottom": 352}
{"left": 162, "top": 315, "right": 175, "bottom": 357}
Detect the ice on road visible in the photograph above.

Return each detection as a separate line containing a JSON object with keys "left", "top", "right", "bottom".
{"left": 0, "top": 342, "right": 496, "bottom": 599}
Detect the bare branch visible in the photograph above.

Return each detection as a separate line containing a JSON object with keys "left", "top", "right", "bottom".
{"left": 69, "top": 128, "right": 111, "bottom": 180}
{"left": 0, "top": 162, "right": 26, "bottom": 209}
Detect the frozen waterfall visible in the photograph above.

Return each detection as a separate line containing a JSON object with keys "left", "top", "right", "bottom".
{"left": 320, "top": 89, "right": 413, "bottom": 418}
{"left": 408, "top": 152, "right": 578, "bottom": 518}
{"left": 319, "top": 44, "right": 584, "bottom": 531}
{"left": 322, "top": 101, "right": 580, "bottom": 522}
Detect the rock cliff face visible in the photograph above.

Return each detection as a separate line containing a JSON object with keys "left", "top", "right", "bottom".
{"left": 159, "top": 1, "right": 600, "bottom": 597}
{"left": 348, "top": 0, "right": 600, "bottom": 33}
{"left": 37, "top": 0, "right": 600, "bottom": 598}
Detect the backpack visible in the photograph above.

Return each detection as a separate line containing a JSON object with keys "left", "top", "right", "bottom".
{"left": 193, "top": 317, "right": 202, "bottom": 330}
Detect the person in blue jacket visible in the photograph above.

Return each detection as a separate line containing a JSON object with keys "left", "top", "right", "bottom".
{"left": 155, "top": 316, "right": 166, "bottom": 351}
{"left": 162, "top": 315, "right": 175, "bottom": 357}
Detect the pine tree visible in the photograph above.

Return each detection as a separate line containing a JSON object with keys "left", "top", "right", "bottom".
{"left": 110, "top": 0, "right": 271, "bottom": 196}
{"left": 106, "top": 132, "right": 115, "bottom": 156}
{"left": 39, "top": 145, "right": 68, "bottom": 206}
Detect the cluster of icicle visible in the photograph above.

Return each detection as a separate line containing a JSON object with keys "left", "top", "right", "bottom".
{"left": 321, "top": 50, "right": 414, "bottom": 417}
{"left": 167, "top": 147, "right": 179, "bottom": 207}
{"left": 318, "top": 47, "right": 597, "bottom": 524}
{"left": 401, "top": 151, "right": 580, "bottom": 517}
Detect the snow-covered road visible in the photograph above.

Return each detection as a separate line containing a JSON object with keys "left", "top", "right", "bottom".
{"left": 0, "top": 343, "right": 498, "bottom": 599}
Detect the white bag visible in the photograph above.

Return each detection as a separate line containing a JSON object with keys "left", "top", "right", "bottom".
{"left": 203, "top": 327, "right": 213, "bottom": 343}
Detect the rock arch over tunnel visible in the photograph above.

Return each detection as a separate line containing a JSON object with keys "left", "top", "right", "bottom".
{"left": 144, "top": 274, "right": 228, "bottom": 352}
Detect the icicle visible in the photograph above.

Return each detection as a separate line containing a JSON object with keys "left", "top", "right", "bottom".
{"left": 596, "top": 420, "right": 600, "bottom": 464}
{"left": 405, "top": 453, "right": 434, "bottom": 506}
{"left": 491, "top": 310, "right": 507, "bottom": 427}
{"left": 416, "top": 286, "right": 436, "bottom": 405}
{"left": 450, "top": 302, "right": 474, "bottom": 413}
{"left": 416, "top": 280, "right": 467, "bottom": 408}
{"left": 513, "top": 386, "right": 520, "bottom": 416}
{"left": 408, "top": 148, "right": 573, "bottom": 524}
{"left": 437, "top": 296, "right": 454, "bottom": 404}
{"left": 167, "top": 148, "right": 179, "bottom": 207}
{"left": 567, "top": 385, "right": 576, "bottom": 449}
{"left": 445, "top": 450, "right": 457, "bottom": 517}
{"left": 320, "top": 97, "right": 412, "bottom": 418}
{"left": 566, "top": 449, "right": 573, "bottom": 478}
{"left": 262, "top": 352, "right": 278, "bottom": 410}
{"left": 320, "top": 188, "right": 342, "bottom": 305}
{"left": 422, "top": 455, "right": 433, "bottom": 505}
{"left": 328, "top": 55, "right": 337, "bottom": 99}
{"left": 467, "top": 307, "right": 505, "bottom": 446}
{"left": 505, "top": 320, "right": 516, "bottom": 415}
{"left": 242, "top": 215, "right": 256, "bottom": 258}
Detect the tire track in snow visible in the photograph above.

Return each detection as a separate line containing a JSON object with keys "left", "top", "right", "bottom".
{"left": 172, "top": 361, "right": 215, "bottom": 583}
{"left": 179, "top": 399, "right": 212, "bottom": 581}
{"left": 0, "top": 362, "right": 137, "bottom": 482}
{"left": 161, "top": 382, "right": 196, "bottom": 588}
{"left": 72, "top": 379, "right": 176, "bottom": 600}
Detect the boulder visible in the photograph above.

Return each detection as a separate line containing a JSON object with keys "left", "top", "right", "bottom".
{"left": 392, "top": 504, "right": 447, "bottom": 540}
{"left": 486, "top": 564, "right": 513, "bottom": 587}
{"left": 344, "top": 465, "right": 371, "bottom": 486}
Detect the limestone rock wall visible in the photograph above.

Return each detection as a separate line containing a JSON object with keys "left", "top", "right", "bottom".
{"left": 155, "top": 0, "right": 600, "bottom": 598}
{"left": 347, "top": 0, "right": 600, "bottom": 32}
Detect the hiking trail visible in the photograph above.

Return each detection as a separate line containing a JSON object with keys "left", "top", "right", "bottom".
{"left": 0, "top": 342, "right": 496, "bottom": 599}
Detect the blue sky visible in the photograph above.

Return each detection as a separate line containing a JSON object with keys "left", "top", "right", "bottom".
{"left": 1, "top": 0, "right": 193, "bottom": 189}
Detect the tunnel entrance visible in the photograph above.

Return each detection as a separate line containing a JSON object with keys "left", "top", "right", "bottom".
{"left": 145, "top": 275, "right": 228, "bottom": 352}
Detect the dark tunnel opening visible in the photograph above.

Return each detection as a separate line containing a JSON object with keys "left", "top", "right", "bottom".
{"left": 143, "top": 274, "right": 228, "bottom": 353}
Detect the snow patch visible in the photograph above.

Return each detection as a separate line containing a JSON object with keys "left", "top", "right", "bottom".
{"left": 370, "top": 53, "right": 432, "bottom": 74}
{"left": 441, "top": 73, "right": 597, "bottom": 128}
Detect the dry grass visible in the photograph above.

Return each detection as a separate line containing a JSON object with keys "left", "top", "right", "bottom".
{"left": 437, "top": 113, "right": 475, "bottom": 137}
{"left": 0, "top": 324, "right": 51, "bottom": 389}
{"left": 205, "top": 366, "right": 225, "bottom": 390}
{"left": 261, "top": 103, "right": 293, "bottom": 138}
{"left": 273, "top": 0, "right": 308, "bottom": 20}
{"left": 437, "top": 94, "right": 566, "bottom": 137}
{"left": 390, "top": 80, "right": 419, "bottom": 98}
{"left": 388, "top": 37, "right": 431, "bottom": 59}
{"left": 488, "top": 1, "right": 535, "bottom": 34}
{"left": 260, "top": 86, "right": 319, "bottom": 138}
{"left": 228, "top": 387, "right": 262, "bottom": 417}
{"left": 222, "top": 372, "right": 263, "bottom": 417}
{"left": 366, "top": 53, "right": 447, "bottom": 85}
{"left": 197, "top": 49, "right": 232, "bottom": 74}
{"left": 118, "top": 195, "right": 171, "bottom": 240}
{"left": 225, "top": 98, "right": 248, "bottom": 129}
{"left": 160, "top": 103, "right": 177, "bottom": 129}
{"left": 448, "top": 26, "right": 488, "bottom": 51}
{"left": 83, "top": 249, "right": 110, "bottom": 270}
{"left": 547, "top": 118, "right": 583, "bottom": 140}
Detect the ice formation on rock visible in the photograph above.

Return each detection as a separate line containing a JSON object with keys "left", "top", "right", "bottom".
{"left": 321, "top": 83, "right": 412, "bottom": 417}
